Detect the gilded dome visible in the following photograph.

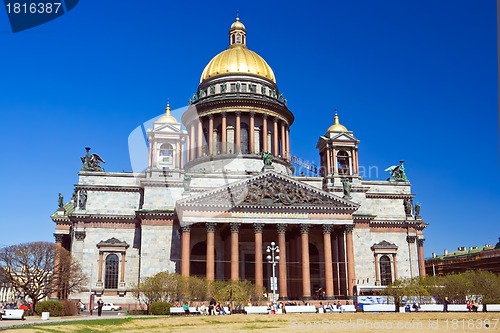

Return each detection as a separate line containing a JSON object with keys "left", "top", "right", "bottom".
{"left": 199, "top": 18, "right": 276, "bottom": 84}
{"left": 157, "top": 103, "right": 179, "bottom": 124}
{"left": 327, "top": 113, "right": 348, "bottom": 132}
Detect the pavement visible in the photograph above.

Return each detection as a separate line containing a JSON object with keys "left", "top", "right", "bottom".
{"left": 0, "top": 311, "right": 128, "bottom": 330}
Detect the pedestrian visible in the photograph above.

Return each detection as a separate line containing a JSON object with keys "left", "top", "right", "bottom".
{"left": 443, "top": 297, "right": 449, "bottom": 312}
{"left": 97, "top": 298, "right": 104, "bottom": 316}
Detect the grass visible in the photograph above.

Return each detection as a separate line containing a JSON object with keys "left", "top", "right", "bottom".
{"left": 2, "top": 312, "right": 499, "bottom": 333}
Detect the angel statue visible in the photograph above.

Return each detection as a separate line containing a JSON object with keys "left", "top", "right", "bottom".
{"left": 80, "top": 147, "right": 105, "bottom": 172}
{"left": 261, "top": 151, "right": 273, "bottom": 166}
{"left": 385, "top": 160, "right": 408, "bottom": 182}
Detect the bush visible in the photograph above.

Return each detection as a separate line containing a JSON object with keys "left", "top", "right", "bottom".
{"left": 35, "top": 300, "right": 64, "bottom": 317}
{"left": 149, "top": 302, "right": 171, "bottom": 315}
{"left": 60, "top": 300, "right": 79, "bottom": 316}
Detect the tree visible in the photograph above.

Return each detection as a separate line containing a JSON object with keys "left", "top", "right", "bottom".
{"left": 382, "top": 277, "right": 433, "bottom": 308}
{"left": 434, "top": 270, "right": 500, "bottom": 304}
{"left": 133, "top": 272, "right": 186, "bottom": 313}
{"left": 0, "top": 242, "right": 87, "bottom": 311}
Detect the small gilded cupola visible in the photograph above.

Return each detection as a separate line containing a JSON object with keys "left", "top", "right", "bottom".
{"left": 229, "top": 17, "right": 246, "bottom": 47}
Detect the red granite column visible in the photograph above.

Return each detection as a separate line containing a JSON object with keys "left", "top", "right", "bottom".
{"left": 206, "top": 223, "right": 216, "bottom": 281}
{"left": 262, "top": 114, "right": 268, "bottom": 152}
{"left": 326, "top": 145, "right": 331, "bottom": 176}
{"left": 249, "top": 112, "right": 255, "bottom": 154}
{"left": 208, "top": 115, "right": 214, "bottom": 155}
{"left": 254, "top": 223, "right": 264, "bottom": 289}
{"left": 277, "top": 224, "right": 288, "bottom": 299}
{"left": 322, "top": 224, "right": 334, "bottom": 299}
{"left": 417, "top": 239, "right": 426, "bottom": 277}
{"left": 197, "top": 117, "right": 203, "bottom": 157}
{"left": 345, "top": 225, "right": 356, "bottom": 296}
{"left": 300, "top": 224, "right": 311, "bottom": 299}
{"left": 221, "top": 112, "right": 227, "bottom": 154}
{"left": 235, "top": 111, "right": 241, "bottom": 153}
{"left": 273, "top": 117, "right": 278, "bottom": 156}
{"left": 230, "top": 223, "right": 240, "bottom": 280}
{"left": 181, "top": 225, "right": 191, "bottom": 277}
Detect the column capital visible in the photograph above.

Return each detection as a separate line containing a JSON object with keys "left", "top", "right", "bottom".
{"left": 235, "top": 111, "right": 241, "bottom": 116}
{"left": 206, "top": 222, "right": 217, "bottom": 233}
{"left": 230, "top": 222, "right": 241, "bottom": 233}
{"left": 54, "top": 233, "right": 64, "bottom": 243}
{"left": 221, "top": 111, "right": 227, "bottom": 117}
{"left": 277, "top": 223, "right": 287, "bottom": 234}
{"left": 345, "top": 225, "right": 354, "bottom": 234}
{"left": 417, "top": 238, "right": 425, "bottom": 246}
{"left": 406, "top": 235, "right": 416, "bottom": 243}
{"left": 322, "top": 224, "right": 333, "bottom": 234}
{"left": 207, "top": 114, "right": 214, "bottom": 120}
{"left": 74, "top": 231, "right": 86, "bottom": 241}
{"left": 300, "top": 223, "right": 310, "bottom": 234}
{"left": 262, "top": 113, "right": 268, "bottom": 119}
{"left": 273, "top": 117, "right": 278, "bottom": 123}
{"left": 250, "top": 111, "right": 256, "bottom": 117}
{"left": 181, "top": 225, "right": 191, "bottom": 233}
{"left": 253, "top": 223, "right": 264, "bottom": 233}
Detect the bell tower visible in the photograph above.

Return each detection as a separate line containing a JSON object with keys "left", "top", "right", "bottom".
{"left": 316, "top": 111, "right": 360, "bottom": 189}
{"left": 147, "top": 102, "right": 187, "bottom": 178}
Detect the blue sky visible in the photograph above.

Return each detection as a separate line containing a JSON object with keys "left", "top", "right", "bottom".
{"left": 0, "top": 1, "right": 498, "bottom": 258}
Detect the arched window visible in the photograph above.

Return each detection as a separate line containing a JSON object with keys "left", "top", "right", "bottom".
{"left": 159, "top": 143, "right": 174, "bottom": 157}
{"left": 105, "top": 254, "right": 119, "bottom": 289}
{"left": 337, "top": 150, "right": 350, "bottom": 175}
{"left": 240, "top": 123, "right": 249, "bottom": 154}
{"left": 379, "top": 255, "right": 392, "bottom": 286}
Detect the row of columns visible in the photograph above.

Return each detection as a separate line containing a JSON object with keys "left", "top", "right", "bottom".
{"left": 180, "top": 222, "right": 357, "bottom": 298}
{"left": 324, "top": 144, "right": 359, "bottom": 176}
{"left": 185, "top": 112, "right": 291, "bottom": 162}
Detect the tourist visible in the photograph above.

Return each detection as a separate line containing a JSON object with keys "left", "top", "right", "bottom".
{"left": 97, "top": 298, "right": 104, "bottom": 316}
{"left": 336, "top": 301, "right": 344, "bottom": 313}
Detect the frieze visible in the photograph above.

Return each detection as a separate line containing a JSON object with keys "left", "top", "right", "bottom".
{"left": 177, "top": 171, "right": 359, "bottom": 212}
{"left": 365, "top": 193, "right": 415, "bottom": 199}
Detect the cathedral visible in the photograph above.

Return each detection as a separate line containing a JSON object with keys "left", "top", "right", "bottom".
{"left": 52, "top": 18, "right": 427, "bottom": 305}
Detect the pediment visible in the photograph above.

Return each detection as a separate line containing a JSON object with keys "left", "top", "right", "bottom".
{"left": 176, "top": 170, "right": 359, "bottom": 212}
{"left": 97, "top": 237, "right": 129, "bottom": 248}
{"left": 152, "top": 122, "right": 183, "bottom": 133}
{"left": 328, "top": 132, "right": 358, "bottom": 142}
{"left": 371, "top": 240, "right": 398, "bottom": 250}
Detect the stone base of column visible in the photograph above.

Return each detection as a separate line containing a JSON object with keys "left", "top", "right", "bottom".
{"left": 325, "top": 296, "right": 335, "bottom": 300}
{"left": 278, "top": 296, "right": 289, "bottom": 301}
{"left": 301, "top": 296, "right": 313, "bottom": 301}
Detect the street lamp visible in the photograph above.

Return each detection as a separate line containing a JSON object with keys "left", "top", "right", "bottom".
{"left": 266, "top": 241, "right": 280, "bottom": 304}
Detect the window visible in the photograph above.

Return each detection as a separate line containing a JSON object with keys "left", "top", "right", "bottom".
{"left": 105, "top": 254, "right": 119, "bottom": 289}
{"left": 241, "top": 83, "right": 247, "bottom": 92}
{"left": 337, "top": 150, "right": 350, "bottom": 175}
{"left": 230, "top": 83, "right": 236, "bottom": 92}
{"left": 249, "top": 84, "right": 256, "bottom": 93}
{"left": 159, "top": 143, "right": 174, "bottom": 157}
{"left": 379, "top": 255, "right": 392, "bottom": 286}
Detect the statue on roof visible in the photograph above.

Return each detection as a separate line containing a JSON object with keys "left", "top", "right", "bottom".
{"left": 183, "top": 174, "right": 192, "bottom": 192}
{"left": 341, "top": 177, "right": 352, "bottom": 199}
{"left": 80, "top": 147, "right": 105, "bottom": 172}
{"left": 415, "top": 202, "right": 421, "bottom": 218}
{"left": 261, "top": 151, "right": 273, "bottom": 166}
{"left": 58, "top": 193, "right": 64, "bottom": 208}
{"left": 385, "top": 160, "right": 408, "bottom": 182}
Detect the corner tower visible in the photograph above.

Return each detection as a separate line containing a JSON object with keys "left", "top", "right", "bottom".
{"left": 181, "top": 18, "right": 294, "bottom": 175}
{"left": 316, "top": 112, "right": 360, "bottom": 188}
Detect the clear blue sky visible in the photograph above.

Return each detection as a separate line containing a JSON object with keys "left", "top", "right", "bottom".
{"left": 0, "top": 1, "right": 498, "bottom": 257}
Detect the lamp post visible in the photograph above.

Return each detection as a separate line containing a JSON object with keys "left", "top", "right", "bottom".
{"left": 266, "top": 241, "right": 280, "bottom": 304}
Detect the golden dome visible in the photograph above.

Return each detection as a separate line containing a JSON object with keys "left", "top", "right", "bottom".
{"left": 199, "top": 18, "right": 276, "bottom": 84}
{"left": 157, "top": 103, "right": 179, "bottom": 124}
{"left": 327, "top": 113, "right": 348, "bottom": 132}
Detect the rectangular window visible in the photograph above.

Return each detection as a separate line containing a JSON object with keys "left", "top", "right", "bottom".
{"left": 230, "top": 83, "right": 236, "bottom": 92}
{"left": 241, "top": 83, "right": 247, "bottom": 92}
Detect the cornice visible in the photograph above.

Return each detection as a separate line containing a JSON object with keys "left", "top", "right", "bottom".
{"left": 75, "top": 185, "right": 141, "bottom": 192}
{"left": 365, "top": 193, "right": 415, "bottom": 199}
